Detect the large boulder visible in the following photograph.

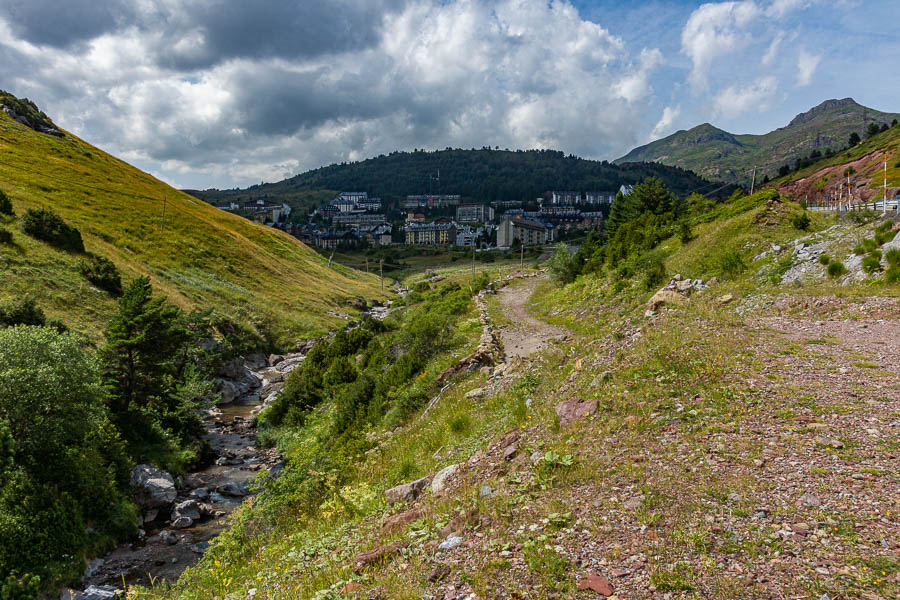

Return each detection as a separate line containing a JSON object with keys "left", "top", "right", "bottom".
{"left": 174, "top": 499, "right": 201, "bottom": 520}
{"left": 384, "top": 476, "right": 431, "bottom": 504}
{"left": 431, "top": 464, "right": 459, "bottom": 494}
{"left": 219, "top": 357, "right": 245, "bottom": 380}
{"left": 647, "top": 290, "right": 686, "bottom": 312}
{"left": 130, "top": 465, "right": 176, "bottom": 509}
{"left": 244, "top": 353, "right": 268, "bottom": 371}
{"left": 214, "top": 378, "right": 240, "bottom": 404}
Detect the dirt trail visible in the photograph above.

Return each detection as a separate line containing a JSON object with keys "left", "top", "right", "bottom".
{"left": 495, "top": 278, "right": 568, "bottom": 358}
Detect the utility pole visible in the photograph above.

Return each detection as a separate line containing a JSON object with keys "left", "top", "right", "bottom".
{"left": 160, "top": 196, "right": 167, "bottom": 233}
{"left": 380, "top": 259, "right": 384, "bottom": 291}
{"left": 750, "top": 167, "right": 757, "bottom": 195}
{"left": 520, "top": 239, "right": 524, "bottom": 268}
{"left": 471, "top": 241, "right": 476, "bottom": 278}
{"left": 366, "top": 257, "right": 369, "bottom": 273}
{"left": 884, "top": 151, "right": 888, "bottom": 214}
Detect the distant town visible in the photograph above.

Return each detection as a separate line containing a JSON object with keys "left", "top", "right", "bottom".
{"left": 213, "top": 187, "right": 632, "bottom": 251}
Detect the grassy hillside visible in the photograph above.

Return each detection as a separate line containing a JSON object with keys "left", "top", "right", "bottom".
{"left": 186, "top": 148, "right": 734, "bottom": 213}
{"left": 134, "top": 188, "right": 898, "bottom": 600}
{"left": 0, "top": 110, "right": 385, "bottom": 343}
{"left": 617, "top": 98, "right": 900, "bottom": 185}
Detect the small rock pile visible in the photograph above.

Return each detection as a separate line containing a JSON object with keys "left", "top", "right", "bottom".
{"left": 645, "top": 274, "right": 710, "bottom": 315}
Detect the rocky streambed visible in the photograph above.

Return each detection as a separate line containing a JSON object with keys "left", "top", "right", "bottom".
{"left": 72, "top": 351, "right": 305, "bottom": 598}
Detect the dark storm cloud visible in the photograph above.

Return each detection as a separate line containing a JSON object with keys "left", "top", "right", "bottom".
{"left": 177, "top": 0, "right": 408, "bottom": 67}
{"left": 0, "top": 0, "right": 135, "bottom": 48}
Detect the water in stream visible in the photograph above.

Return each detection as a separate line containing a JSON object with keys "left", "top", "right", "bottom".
{"left": 79, "top": 392, "right": 275, "bottom": 591}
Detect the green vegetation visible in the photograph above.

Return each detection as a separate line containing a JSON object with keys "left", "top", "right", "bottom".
{"left": 792, "top": 211, "right": 811, "bottom": 231}
{"left": 0, "top": 190, "right": 12, "bottom": 216}
{"left": 78, "top": 254, "right": 123, "bottom": 295}
{"left": 101, "top": 277, "right": 216, "bottom": 470}
{"left": 0, "top": 326, "right": 136, "bottom": 591}
{"left": 0, "top": 90, "right": 58, "bottom": 133}
{"left": 827, "top": 260, "right": 847, "bottom": 278}
{"left": 19, "top": 207, "right": 84, "bottom": 252}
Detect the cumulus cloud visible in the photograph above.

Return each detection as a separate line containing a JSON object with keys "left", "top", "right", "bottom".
{"left": 712, "top": 75, "right": 778, "bottom": 118}
{"left": 0, "top": 0, "right": 669, "bottom": 187}
{"left": 649, "top": 106, "right": 681, "bottom": 141}
{"left": 681, "top": 1, "right": 761, "bottom": 89}
{"left": 795, "top": 48, "right": 821, "bottom": 86}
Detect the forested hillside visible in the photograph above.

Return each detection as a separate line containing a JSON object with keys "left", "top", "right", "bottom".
{"left": 187, "top": 148, "right": 732, "bottom": 213}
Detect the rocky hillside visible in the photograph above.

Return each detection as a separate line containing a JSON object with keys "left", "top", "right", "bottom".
{"left": 616, "top": 98, "right": 900, "bottom": 185}
{"left": 775, "top": 120, "right": 900, "bottom": 207}
{"left": 0, "top": 96, "right": 384, "bottom": 342}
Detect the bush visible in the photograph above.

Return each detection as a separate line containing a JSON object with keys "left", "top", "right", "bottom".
{"left": 826, "top": 260, "right": 847, "bottom": 279}
{"left": 679, "top": 221, "right": 693, "bottom": 244}
{"left": 641, "top": 253, "right": 667, "bottom": 290}
{"left": 0, "top": 297, "right": 46, "bottom": 328}
{"left": 0, "top": 326, "right": 136, "bottom": 587}
{"left": 885, "top": 266, "right": 900, "bottom": 284}
{"left": 547, "top": 244, "right": 579, "bottom": 285}
{"left": 818, "top": 254, "right": 831, "bottom": 265}
{"left": 885, "top": 248, "right": 900, "bottom": 267}
{"left": 78, "top": 254, "right": 122, "bottom": 296}
{"left": 0, "top": 191, "right": 12, "bottom": 216}
{"left": 791, "top": 212, "right": 811, "bottom": 231}
{"left": 714, "top": 249, "right": 746, "bottom": 277}
{"left": 0, "top": 229, "right": 11, "bottom": 245}
{"left": 875, "top": 230, "right": 896, "bottom": 246}
{"left": 19, "top": 208, "right": 83, "bottom": 252}
{"left": 862, "top": 254, "right": 883, "bottom": 274}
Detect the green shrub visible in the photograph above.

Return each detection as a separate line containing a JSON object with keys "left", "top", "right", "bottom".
{"left": 826, "top": 260, "right": 847, "bottom": 278}
{"left": 768, "top": 255, "right": 793, "bottom": 284}
{"left": 875, "top": 230, "right": 896, "bottom": 246}
{"left": 853, "top": 238, "right": 877, "bottom": 255}
{"left": 547, "top": 244, "right": 579, "bottom": 285}
{"left": 0, "top": 297, "right": 46, "bottom": 329}
{"left": 885, "top": 266, "right": 900, "bottom": 284}
{"left": 679, "top": 221, "right": 693, "bottom": 244}
{"left": 885, "top": 248, "right": 900, "bottom": 267}
{"left": 714, "top": 249, "right": 746, "bottom": 277}
{"left": 19, "top": 208, "right": 83, "bottom": 252}
{"left": 791, "top": 212, "right": 811, "bottom": 231}
{"left": 818, "top": 254, "right": 831, "bottom": 265}
{"left": 862, "top": 255, "right": 883, "bottom": 274}
{"left": 77, "top": 254, "right": 122, "bottom": 296}
{"left": 1, "top": 573, "right": 40, "bottom": 600}
{"left": 0, "top": 191, "right": 12, "bottom": 217}
{"left": 0, "top": 326, "right": 136, "bottom": 587}
{"left": 641, "top": 253, "right": 667, "bottom": 290}
{"left": 0, "top": 229, "right": 11, "bottom": 245}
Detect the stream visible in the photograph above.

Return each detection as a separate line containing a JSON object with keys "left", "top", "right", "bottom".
{"left": 74, "top": 302, "right": 394, "bottom": 598}
{"left": 77, "top": 362, "right": 284, "bottom": 595}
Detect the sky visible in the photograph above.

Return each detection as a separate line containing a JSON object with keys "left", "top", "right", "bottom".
{"left": 1, "top": 0, "right": 898, "bottom": 190}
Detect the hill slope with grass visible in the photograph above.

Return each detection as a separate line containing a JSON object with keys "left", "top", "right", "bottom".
{"left": 0, "top": 107, "right": 384, "bottom": 343}
{"left": 134, "top": 186, "right": 897, "bottom": 599}
{"left": 617, "top": 98, "right": 900, "bottom": 185}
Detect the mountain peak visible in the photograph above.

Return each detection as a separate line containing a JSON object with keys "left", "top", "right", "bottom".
{"left": 787, "top": 98, "right": 860, "bottom": 128}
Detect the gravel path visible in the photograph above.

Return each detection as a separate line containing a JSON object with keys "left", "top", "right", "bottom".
{"left": 495, "top": 278, "right": 568, "bottom": 359}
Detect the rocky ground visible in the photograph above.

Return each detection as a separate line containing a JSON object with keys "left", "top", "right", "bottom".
{"left": 317, "top": 278, "right": 897, "bottom": 600}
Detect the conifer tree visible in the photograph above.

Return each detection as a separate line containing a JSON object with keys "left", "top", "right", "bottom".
{"left": 101, "top": 277, "right": 190, "bottom": 416}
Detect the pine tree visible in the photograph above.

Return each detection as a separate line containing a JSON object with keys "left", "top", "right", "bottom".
{"left": 101, "top": 277, "right": 190, "bottom": 416}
